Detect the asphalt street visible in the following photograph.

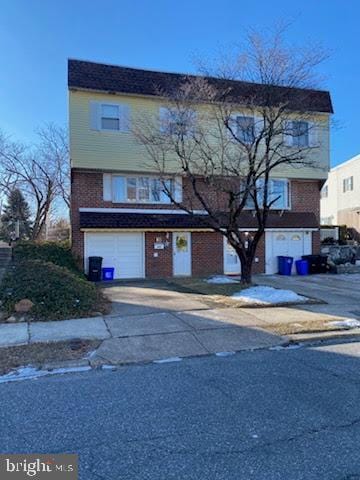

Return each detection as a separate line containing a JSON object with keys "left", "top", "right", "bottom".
{"left": 1, "top": 341, "right": 360, "bottom": 479}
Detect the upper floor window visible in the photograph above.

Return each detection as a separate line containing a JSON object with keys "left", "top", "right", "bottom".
{"left": 343, "top": 176, "right": 354, "bottom": 192}
{"left": 284, "top": 120, "right": 318, "bottom": 148}
{"left": 243, "top": 178, "right": 290, "bottom": 210}
{"left": 236, "top": 116, "right": 255, "bottom": 143}
{"left": 90, "top": 101, "right": 130, "bottom": 132}
{"left": 159, "top": 107, "right": 196, "bottom": 136}
{"left": 112, "top": 175, "right": 176, "bottom": 204}
{"left": 321, "top": 185, "right": 328, "bottom": 198}
{"left": 101, "top": 104, "right": 120, "bottom": 130}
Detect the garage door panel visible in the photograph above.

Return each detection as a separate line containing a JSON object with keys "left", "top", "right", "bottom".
{"left": 85, "top": 233, "right": 144, "bottom": 279}
{"left": 265, "top": 231, "right": 312, "bottom": 275}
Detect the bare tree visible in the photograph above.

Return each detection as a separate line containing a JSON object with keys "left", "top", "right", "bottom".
{"left": 134, "top": 29, "right": 328, "bottom": 284}
{"left": 37, "top": 124, "right": 70, "bottom": 209}
{"left": 0, "top": 125, "right": 69, "bottom": 241}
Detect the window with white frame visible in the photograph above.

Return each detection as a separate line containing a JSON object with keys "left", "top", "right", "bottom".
{"left": 101, "top": 104, "right": 121, "bottom": 131}
{"left": 236, "top": 116, "right": 255, "bottom": 143}
{"left": 284, "top": 120, "right": 314, "bottom": 147}
{"left": 244, "top": 178, "right": 289, "bottom": 209}
{"left": 90, "top": 101, "right": 129, "bottom": 132}
{"left": 159, "top": 107, "right": 196, "bottom": 136}
{"left": 343, "top": 176, "right": 354, "bottom": 193}
{"left": 112, "top": 176, "right": 175, "bottom": 203}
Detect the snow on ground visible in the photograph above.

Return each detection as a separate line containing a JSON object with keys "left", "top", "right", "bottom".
{"left": 327, "top": 319, "right": 360, "bottom": 329}
{"left": 231, "top": 286, "right": 308, "bottom": 305}
{"left": 0, "top": 365, "right": 91, "bottom": 384}
{"left": 206, "top": 275, "right": 239, "bottom": 284}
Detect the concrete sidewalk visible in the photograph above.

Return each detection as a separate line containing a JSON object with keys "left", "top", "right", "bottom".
{"left": 0, "top": 309, "right": 286, "bottom": 364}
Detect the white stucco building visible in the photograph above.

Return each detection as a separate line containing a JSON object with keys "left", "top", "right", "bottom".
{"left": 321, "top": 154, "right": 360, "bottom": 232}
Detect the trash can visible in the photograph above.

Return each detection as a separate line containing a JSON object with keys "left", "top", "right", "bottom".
{"left": 88, "top": 256, "right": 103, "bottom": 282}
{"left": 102, "top": 267, "right": 115, "bottom": 281}
{"left": 295, "top": 259, "right": 309, "bottom": 275}
{"left": 278, "top": 256, "right": 293, "bottom": 275}
{"left": 302, "top": 255, "right": 328, "bottom": 274}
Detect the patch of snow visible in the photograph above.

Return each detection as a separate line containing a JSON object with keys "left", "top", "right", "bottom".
{"left": 0, "top": 365, "right": 91, "bottom": 384}
{"left": 327, "top": 319, "right": 360, "bottom": 329}
{"left": 232, "top": 286, "right": 308, "bottom": 305}
{"left": 154, "top": 357, "right": 182, "bottom": 364}
{"left": 215, "top": 351, "right": 236, "bottom": 357}
{"left": 206, "top": 275, "right": 239, "bottom": 284}
{"left": 101, "top": 365, "right": 117, "bottom": 370}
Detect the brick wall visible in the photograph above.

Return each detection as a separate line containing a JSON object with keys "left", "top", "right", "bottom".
{"left": 71, "top": 170, "right": 319, "bottom": 275}
{"left": 191, "top": 232, "right": 223, "bottom": 277}
{"left": 291, "top": 180, "right": 321, "bottom": 220}
{"left": 145, "top": 232, "right": 173, "bottom": 278}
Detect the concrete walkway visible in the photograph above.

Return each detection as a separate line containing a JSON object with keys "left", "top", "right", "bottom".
{"left": 2, "top": 274, "right": 360, "bottom": 365}
{"left": 0, "top": 308, "right": 286, "bottom": 364}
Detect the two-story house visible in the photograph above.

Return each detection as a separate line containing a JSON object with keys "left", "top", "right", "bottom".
{"left": 321, "top": 154, "right": 360, "bottom": 236}
{"left": 68, "top": 59, "right": 333, "bottom": 279}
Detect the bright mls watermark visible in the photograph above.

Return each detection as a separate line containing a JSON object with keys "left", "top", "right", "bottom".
{"left": 0, "top": 454, "right": 78, "bottom": 479}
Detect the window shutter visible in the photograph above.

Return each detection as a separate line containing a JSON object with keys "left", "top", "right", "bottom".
{"left": 119, "top": 104, "right": 130, "bottom": 132}
{"left": 283, "top": 120, "right": 293, "bottom": 147}
{"left": 90, "top": 101, "right": 101, "bottom": 130}
{"left": 112, "top": 176, "right": 126, "bottom": 202}
{"left": 173, "top": 176, "right": 183, "bottom": 203}
{"left": 308, "top": 121, "right": 319, "bottom": 147}
{"left": 103, "top": 174, "right": 112, "bottom": 201}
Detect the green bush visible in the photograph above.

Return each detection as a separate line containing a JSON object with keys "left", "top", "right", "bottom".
{"left": 13, "top": 241, "right": 82, "bottom": 276}
{"left": 0, "top": 260, "right": 101, "bottom": 320}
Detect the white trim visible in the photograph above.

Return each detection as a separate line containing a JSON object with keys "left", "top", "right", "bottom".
{"left": 79, "top": 207, "right": 208, "bottom": 215}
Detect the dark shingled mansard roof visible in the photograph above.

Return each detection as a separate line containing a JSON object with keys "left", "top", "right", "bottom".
{"left": 68, "top": 59, "right": 333, "bottom": 114}
{"left": 80, "top": 211, "right": 319, "bottom": 230}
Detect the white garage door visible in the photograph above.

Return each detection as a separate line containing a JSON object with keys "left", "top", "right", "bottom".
{"left": 85, "top": 233, "right": 144, "bottom": 279}
{"left": 265, "top": 231, "right": 312, "bottom": 274}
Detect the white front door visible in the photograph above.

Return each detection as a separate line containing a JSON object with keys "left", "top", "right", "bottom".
{"left": 173, "top": 232, "right": 191, "bottom": 276}
{"left": 265, "top": 231, "right": 312, "bottom": 274}
{"left": 223, "top": 237, "right": 241, "bottom": 274}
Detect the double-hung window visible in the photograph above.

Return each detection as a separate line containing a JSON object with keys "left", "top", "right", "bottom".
{"left": 343, "top": 176, "right": 354, "bottom": 192}
{"left": 159, "top": 107, "right": 196, "bottom": 136}
{"left": 101, "top": 104, "right": 120, "bottom": 131}
{"left": 284, "top": 120, "right": 316, "bottom": 147}
{"left": 112, "top": 176, "right": 174, "bottom": 203}
{"left": 236, "top": 116, "right": 255, "bottom": 143}
{"left": 244, "top": 178, "right": 289, "bottom": 209}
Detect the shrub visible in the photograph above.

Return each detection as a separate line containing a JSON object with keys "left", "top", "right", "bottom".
{"left": 13, "top": 241, "right": 82, "bottom": 276}
{"left": 0, "top": 260, "right": 102, "bottom": 320}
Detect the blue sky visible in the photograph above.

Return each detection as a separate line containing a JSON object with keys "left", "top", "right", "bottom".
{"left": 0, "top": 0, "right": 359, "bottom": 166}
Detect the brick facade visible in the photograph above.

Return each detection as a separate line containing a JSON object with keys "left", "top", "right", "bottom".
{"left": 71, "top": 170, "right": 321, "bottom": 278}
{"left": 145, "top": 232, "right": 173, "bottom": 278}
{"left": 191, "top": 232, "right": 223, "bottom": 277}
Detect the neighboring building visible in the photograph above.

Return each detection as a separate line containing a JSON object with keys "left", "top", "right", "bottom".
{"left": 321, "top": 155, "right": 360, "bottom": 234}
{"left": 68, "top": 59, "right": 333, "bottom": 279}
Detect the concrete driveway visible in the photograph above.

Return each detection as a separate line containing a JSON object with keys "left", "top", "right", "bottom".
{"left": 94, "top": 281, "right": 285, "bottom": 364}
{"left": 256, "top": 273, "right": 360, "bottom": 319}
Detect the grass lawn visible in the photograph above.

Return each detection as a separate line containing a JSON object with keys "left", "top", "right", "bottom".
{"left": 0, "top": 340, "right": 100, "bottom": 375}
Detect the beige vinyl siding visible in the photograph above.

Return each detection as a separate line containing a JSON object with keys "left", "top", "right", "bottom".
{"left": 69, "top": 90, "right": 330, "bottom": 179}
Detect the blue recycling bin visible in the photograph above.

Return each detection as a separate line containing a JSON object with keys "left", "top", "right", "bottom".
{"left": 295, "top": 259, "right": 309, "bottom": 276}
{"left": 102, "top": 267, "right": 115, "bottom": 281}
{"left": 278, "top": 256, "right": 293, "bottom": 275}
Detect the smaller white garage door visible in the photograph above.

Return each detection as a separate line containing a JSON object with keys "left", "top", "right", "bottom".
{"left": 265, "top": 231, "right": 312, "bottom": 274}
{"left": 85, "top": 233, "right": 144, "bottom": 279}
